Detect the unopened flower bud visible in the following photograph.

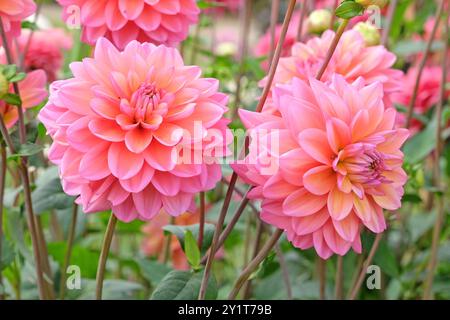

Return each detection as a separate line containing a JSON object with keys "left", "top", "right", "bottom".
{"left": 355, "top": 0, "right": 388, "bottom": 9}
{"left": 354, "top": 22, "right": 381, "bottom": 46}
{"left": 0, "top": 73, "right": 9, "bottom": 97}
{"left": 307, "top": 9, "right": 332, "bottom": 34}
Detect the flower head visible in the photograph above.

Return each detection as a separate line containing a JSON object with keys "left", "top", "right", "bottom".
{"left": 260, "top": 29, "right": 403, "bottom": 109}
{"left": 17, "top": 29, "right": 72, "bottom": 82}
{"left": 39, "top": 38, "right": 231, "bottom": 222}
{"left": 57, "top": 0, "right": 200, "bottom": 49}
{"left": 232, "top": 75, "right": 409, "bottom": 259}
{"left": 0, "top": 69, "right": 47, "bottom": 128}
{"left": 0, "top": 0, "right": 36, "bottom": 39}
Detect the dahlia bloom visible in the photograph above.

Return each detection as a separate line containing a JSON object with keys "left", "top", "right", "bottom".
{"left": 0, "top": 70, "right": 47, "bottom": 128}
{"left": 260, "top": 29, "right": 403, "bottom": 109}
{"left": 392, "top": 66, "right": 450, "bottom": 132}
{"left": 57, "top": 0, "right": 200, "bottom": 49}
{"left": 16, "top": 29, "right": 72, "bottom": 82}
{"left": 232, "top": 75, "right": 409, "bottom": 259}
{"left": 39, "top": 38, "right": 231, "bottom": 222}
{"left": 0, "top": 0, "right": 36, "bottom": 39}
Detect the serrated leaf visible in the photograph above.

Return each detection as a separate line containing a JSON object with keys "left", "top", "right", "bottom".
{"left": 150, "top": 270, "right": 217, "bottom": 300}
{"left": 184, "top": 230, "right": 201, "bottom": 270}
{"left": 335, "top": 1, "right": 364, "bottom": 19}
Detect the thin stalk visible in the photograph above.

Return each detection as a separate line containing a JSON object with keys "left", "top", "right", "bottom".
{"left": 381, "top": 0, "right": 398, "bottom": 47}
{"left": 296, "top": 0, "right": 308, "bottom": 41}
{"left": 198, "top": 173, "right": 238, "bottom": 299}
{"left": 198, "top": 192, "right": 205, "bottom": 248}
{"left": 422, "top": 13, "right": 448, "bottom": 300}
{"left": 95, "top": 214, "right": 117, "bottom": 300}
{"left": 200, "top": 187, "right": 252, "bottom": 264}
{"left": 348, "top": 233, "right": 382, "bottom": 300}
{"left": 330, "top": 0, "right": 339, "bottom": 29}
{"left": 335, "top": 255, "right": 344, "bottom": 299}
{"left": 228, "top": 229, "right": 283, "bottom": 300}
{"left": 0, "top": 144, "right": 6, "bottom": 300}
{"left": 221, "top": 177, "right": 258, "bottom": 214}
{"left": 316, "top": 18, "right": 349, "bottom": 80}
{"left": 318, "top": 258, "right": 326, "bottom": 300}
{"left": 275, "top": 244, "right": 293, "bottom": 299}
{"left": 256, "top": 0, "right": 297, "bottom": 112}
{"left": 231, "top": 0, "right": 253, "bottom": 122}
{"left": 405, "top": 0, "right": 444, "bottom": 128}
{"left": 242, "top": 218, "right": 265, "bottom": 299}
{"left": 269, "top": 0, "right": 281, "bottom": 63}
{"left": 59, "top": 203, "right": 78, "bottom": 300}
{"left": 162, "top": 216, "right": 175, "bottom": 264}
{"left": 19, "top": 0, "right": 43, "bottom": 69}
{"left": 35, "top": 216, "right": 54, "bottom": 299}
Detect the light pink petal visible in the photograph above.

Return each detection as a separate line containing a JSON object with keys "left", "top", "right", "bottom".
{"left": 283, "top": 188, "right": 327, "bottom": 216}
{"left": 327, "top": 187, "right": 353, "bottom": 220}
{"left": 303, "top": 165, "right": 335, "bottom": 195}
{"left": 108, "top": 143, "right": 144, "bottom": 179}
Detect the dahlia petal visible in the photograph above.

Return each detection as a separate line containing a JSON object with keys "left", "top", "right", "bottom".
{"left": 283, "top": 188, "right": 327, "bottom": 216}
{"left": 151, "top": 171, "right": 181, "bottom": 196}
{"left": 327, "top": 187, "right": 353, "bottom": 220}
{"left": 299, "top": 128, "right": 334, "bottom": 165}
{"left": 120, "top": 164, "right": 155, "bottom": 193}
{"left": 89, "top": 118, "right": 125, "bottom": 142}
{"left": 303, "top": 165, "right": 335, "bottom": 195}
{"left": 143, "top": 142, "right": 177, "bottom": 171}
{"left": 118, "top": 0, "right": 144, "bottom": 20}
{"left": 161, "top": 193, "right": 192, "bottom": 216}
{"left": 125, "top": 127, "right": 153, "bottom": 153}
{"left": 132, "top": 186, "right": 162, "bottom": 220}
{"left": 332, "top": 212, "right": 359, "bottom": 242}
{"left": 108, "top": 143, "right": 144, "bottom": 179}
{"left": 79, "top": 142, "right": 111, "bottom": 180}
{"left": 292, "top": 208, "right": 329, "bottom": 236}
{"left": 113, "top": 196, "right": 138, "bottom": 222}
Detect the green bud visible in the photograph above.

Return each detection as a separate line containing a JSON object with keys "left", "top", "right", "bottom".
{"left": 354, "top": 22, "right": 381, "bottom": 46}
{"left": 307, "top": 9, "right": 332, "bottom": 33}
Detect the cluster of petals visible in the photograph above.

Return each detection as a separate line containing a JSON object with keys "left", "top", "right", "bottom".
{"left": 232, "top": 75, "right": 409, "bottom": 259}
{"left": 0, "top": 0, "right": 36, "bottom": 39}
{"left": 0, "top": 68, "right": 47, "bottom": 128}
{"left": 260, "top": 29, "right": 403, "bottom": 110}
{"left": 16, "top": 29, "right": 72, "bottom": 82}
{"left": 57, "top": 0, "right": 200, "bottom": 49}
{"left": 39, "top": 38, "right": 231, "bottom": 222}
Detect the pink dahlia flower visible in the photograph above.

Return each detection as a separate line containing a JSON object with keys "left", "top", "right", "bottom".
{"left": 38, "top": 38, "right": 231, "bottom": 222}
{"left": 16, "top": 29, "right": 72, "bottom": 82}
{"left": 57, "top": 0, "right": 200, "bottom": 49}
{"left": 232, "top": 75, "right": 409, "bottom": 259}
{"left": 392, "top": 66, "right": 450, "bottom": 132}
{"left": 260, "top": 29, "right": 403, "bottom": 109}
{"left": 0, "top": 69, "right": 47, "bottom": 128}
{"left": 0, "top": 0, "right": 36, "bottom": 39}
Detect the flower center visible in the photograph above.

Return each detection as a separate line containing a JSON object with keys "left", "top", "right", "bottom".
{"left": 130, "top": 83, "right": 162, "bottom": 122}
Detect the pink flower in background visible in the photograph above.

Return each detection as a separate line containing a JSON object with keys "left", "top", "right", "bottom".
{"left": 39, "top": 38, "right": 231, "bottom": 222}
{"left": 232, "top": 75, "right": 409, "bottom": 259}
{"left": 57, "top": 0, "right": 200, "bottom": 49}
{"left": 0, "top": 0, "right": 36, "bottom": 39}
{"left": 260, "top": 29, "right": 403, "bottom": 109}
{"left": 392, "top": 66, "right": 450, "bottom": 133}
{"left": 254, "top": 10, "right": 307, "bottom": 70}
{"left": 16, "top": 29, "right": 72, "bottom": 82}
{"left": 0, "top": 69, "right": 47, "bottom": 128}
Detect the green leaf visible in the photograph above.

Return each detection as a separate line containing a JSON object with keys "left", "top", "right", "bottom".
{"left": 10, "top": 142, "right": 43, "bottom": 158}
{"left": 21, "top": 21, "right": 38, "bottom": 31}
{"left": 335, "top": 1, "right": 364, "bottom": 19}
{"left": 184, "top": 230, "right": 201, "bottom": 270}
{"left": 150, "top": 270, "right": 217, "bottom": 300}
{"left": 138, "top": 259, "right": 172, "bottom": 285}
{"left": 1, "top": 65, "right": 17, "bottom": 79}
{"left": 373, "top": 239, "right": 398, "bottom": 278}
{"left": 0, "top": 236, "right": 15, "bottom": 271}
{"left": 1, "top": 93, "right": 21, "bottom": 106}
{"left": 403, "top": 118, "right": 436, "bottom": 163}
{"left": 8, "top": 72, "right": 26, "bottom": 83}
{"left": 163, "top": 223, "right": 215, "bottom": 255}
{"left": 47, "top": 242, "right": 100, "bottom": 279}
{"left": 31, "top": 167, "right": 74, "bottom": 214}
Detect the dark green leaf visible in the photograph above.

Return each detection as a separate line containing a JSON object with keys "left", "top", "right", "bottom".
{"left": 10, "top": 142, "right": 43, "bottom": 158}
{"left": 150, "top": 270, "right": 217, "bottom": 300}
{"left": 0, "top": 236, "right": 15, "bottom": 271}
{"left": 138, "top": 259, "right": 172, "bottom": 285}
{"left": 403, "top": 118, "right": 436, "bottom": 163}
{"left": 373, "top": 240, "right": 399, "bottom": 278}
{"left": 21, "top": 21, "right": 38, "bottom": 30}
{"left": 1, "top": 93, "right": 21, "bottom": 106}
